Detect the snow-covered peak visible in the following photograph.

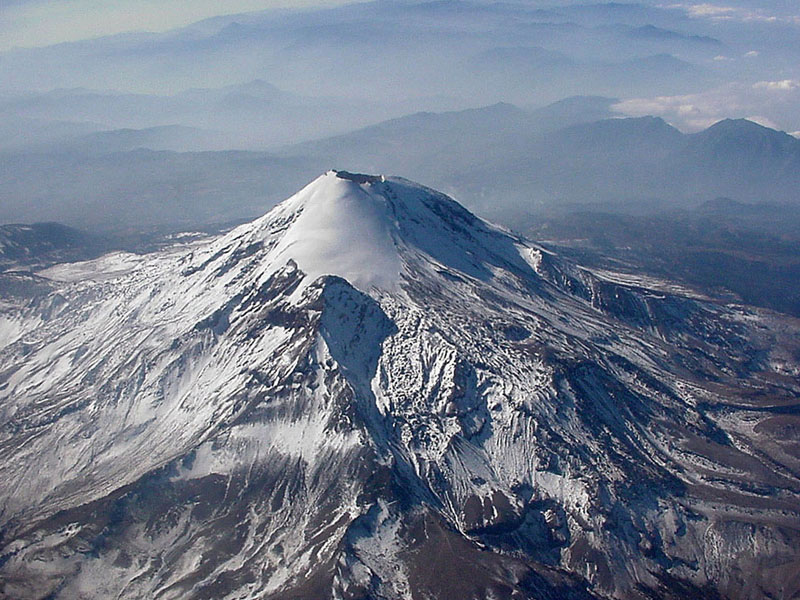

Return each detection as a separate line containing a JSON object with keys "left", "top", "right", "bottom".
{"left": 261, "top": 170, "right": 401, "bottom": 290}
{"left": 230, "top": 169, "right": 531, "bottom": 293}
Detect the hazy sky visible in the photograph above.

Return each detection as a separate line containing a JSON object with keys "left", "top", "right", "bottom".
{"left": 0, "top": 0, "right": 350, "bottom": 51}
{"left": 4, "top": 0, "right": 800, "bottom": 52}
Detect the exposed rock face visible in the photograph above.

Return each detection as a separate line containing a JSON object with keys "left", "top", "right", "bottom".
{"left": 1, "top": 171, "right": 799, "bottom": 599}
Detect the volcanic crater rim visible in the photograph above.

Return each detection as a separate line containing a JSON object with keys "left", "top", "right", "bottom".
{"left": 333, "top": 170, "right": 385, "bottom": 184}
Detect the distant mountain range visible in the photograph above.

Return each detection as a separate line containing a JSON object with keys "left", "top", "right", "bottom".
{"left": 0, "top": 150, "right": 319, "bottom": 232}
{"left": 3, "top": 99, "right": 799, "bottom": 231}
{"left": 529, "top": 198, "right": 800, "bottom": 316}
{"left": 289, "top": 106, "right": 800, "bottom": 217}
{"left": 0, "top": 222, "right": 108, "bottom": 269}
{"left": 0, "top": 82, "right": 409, "bottom": 150}
{"left": 0, "top": 1, "right": 727, "bottom": 98}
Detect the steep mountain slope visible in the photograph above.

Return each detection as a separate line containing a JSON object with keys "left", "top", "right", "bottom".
{"left": 1, "top": 172, "right": 799, "bottom": 599}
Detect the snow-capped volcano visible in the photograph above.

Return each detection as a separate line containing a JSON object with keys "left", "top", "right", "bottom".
{"left": 268, "top": 171, "right": 403, "bottom": 289}
{"left": 203, "top": 169, "right": 535, "bottom": 292}
{"left": 1, "top": 172, "right": 799, "bottom": 600}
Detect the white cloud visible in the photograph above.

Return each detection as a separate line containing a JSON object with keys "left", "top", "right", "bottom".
{"left": 613, "top": 81, "right": 800, "bottom": 133}
{"left": 614, "top": 95, "right": 720, "bottom": 130}
{"left": 744, "top": 50, "right": 760, "bottom": 57}
{"left": 685, "top": 3, "right": 737, "bottom": 18}
{"left": 0, "top": 0, "right": 350, "bottom": 51}
{"left": 753, "top": 79, "right": 800, "bottom": 91}
{"left": 666, "top": 2, "right": 800, "bottom": 25}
